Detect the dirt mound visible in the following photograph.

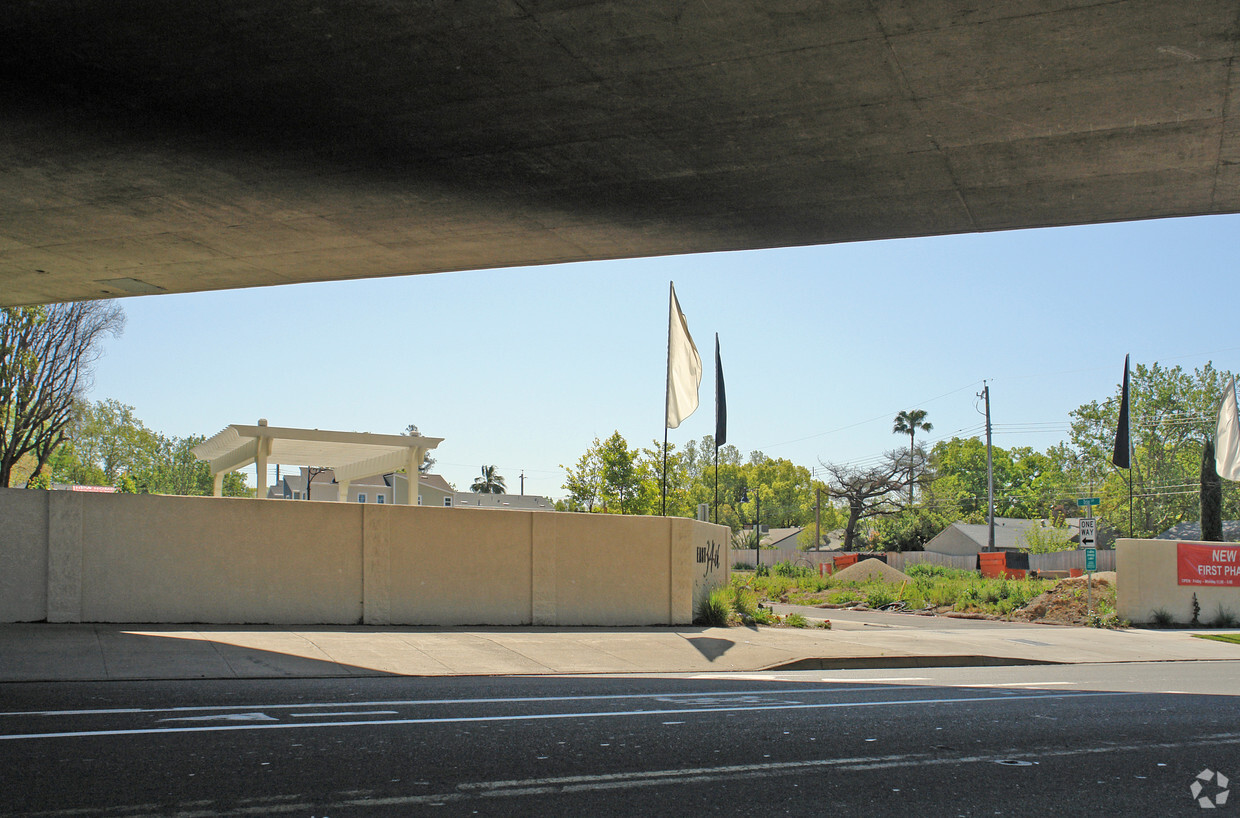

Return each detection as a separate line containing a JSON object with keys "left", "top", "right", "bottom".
{"left": 1016, "top": 573, "right": 1116, "bottom": 625}
{"left": 831, "top": 558, "right": 912, "bottom": 584}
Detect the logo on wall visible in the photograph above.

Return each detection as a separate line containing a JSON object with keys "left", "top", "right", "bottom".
{"left": 696, "top": 540, "right": 721, "bottom": 577}
{"left": 1190, "top": 768, "right": 1230, "bottom": 809}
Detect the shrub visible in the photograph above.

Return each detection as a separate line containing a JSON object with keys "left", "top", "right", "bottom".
{"left": 732, "top": 562, "right": 754, "bottom": 571}
{"left": 730, "top": 587, "right": 759, "bottom": 620}
{"left": 865, "top": 586, "right": 896, "bottom": 608}
{"left": 696, "top": 587, "right": 732, "bottom": 627}
{"left": 752, "top": 605, "right": 777, "bottom": 625}
{"left": 773, "top": 561, "right": 814, "bottom": 579}
{"left": 954, "top": 584, "right": 982, "bottom": 611}
{"left": 1211, "top": 605, "right": 1239, "bottom": 628}
{"left": 826, "top": 589, "right": 860, "bottom": 605}
{"left": 784, "top": 613, "right": 809, "bottom": 628}
{"left": 1150, "top": 608, "right": 1175, "bottom": 628}
{"left": 905, "top": 563, "right": 975, "bottom": 580}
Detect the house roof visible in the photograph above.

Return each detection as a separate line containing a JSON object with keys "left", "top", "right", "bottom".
{"left": 763, "top": 527, "right": 802, "bottom": 548}
{"left": 928, "top": 517, "right": 1076, "bottom": 553}
{"left": 1155, "top": 521, "right": 1240, "bottom": 542}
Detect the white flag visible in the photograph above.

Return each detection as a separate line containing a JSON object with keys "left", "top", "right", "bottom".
{"left": 1217, "top": 376, "right": 1240, "bottom": 481}
{"left": 665, "top": 283, "right": 702, "bottom": 429}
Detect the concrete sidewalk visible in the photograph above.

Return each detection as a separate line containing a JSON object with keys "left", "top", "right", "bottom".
{"left": 2, "top": 613, "right": 1238, "bottom": 682}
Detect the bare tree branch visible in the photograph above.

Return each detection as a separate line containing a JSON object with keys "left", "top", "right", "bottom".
{"left": 0, "top": 302, "right": 124, "bottom": 486}
{"left": 818, "top": 451, "right": 910, "bottom": 550}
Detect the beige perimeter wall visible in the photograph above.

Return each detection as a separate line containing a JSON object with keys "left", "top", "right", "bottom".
{"left": 0, "top": 488, "right": 729, "bottom": 626}
{"left": 1116, "top": 538, "right": 1240, "bottom": 625}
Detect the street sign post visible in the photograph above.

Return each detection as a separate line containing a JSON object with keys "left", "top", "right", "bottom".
{"left": 1079, "top": 517, "right": 1096, "bottom": 549}
{"left": 1079, "top": 518, "right": 1098, "bottom": 618}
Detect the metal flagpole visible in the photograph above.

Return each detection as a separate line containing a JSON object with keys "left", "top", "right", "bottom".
{"left": 662, "top": 282, "right": 672, "bottom": 517}
{"left": 714, "top": 446, "right": 719, "bottom": 524}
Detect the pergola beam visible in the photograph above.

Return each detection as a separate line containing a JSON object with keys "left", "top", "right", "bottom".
{"left": 192, "top": 421, "right": 443, "bottom": 504}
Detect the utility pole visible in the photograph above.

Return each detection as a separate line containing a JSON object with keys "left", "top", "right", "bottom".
{"left": 815, "top": 485, "right": 822, "bottom": 552}
{"left": 520, "top": 471, "right": 525, "bottom": 496}
{"left": 982, "top": 382, "right": 995, "bottom": 551}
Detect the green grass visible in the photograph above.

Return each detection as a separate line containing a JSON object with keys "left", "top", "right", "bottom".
{"left": 1193, "top": 633, "right": 1240, "bottom": 645}
{"left": 733, "top": 567, "right": 1052, "bottom": 619}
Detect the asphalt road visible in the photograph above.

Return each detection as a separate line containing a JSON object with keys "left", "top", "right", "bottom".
{"left": 2, "top": 662, "right": 1237, "bottom": 816}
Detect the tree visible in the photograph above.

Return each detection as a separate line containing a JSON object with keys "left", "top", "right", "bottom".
{"left": 0, "top": 302, "right": 124, "bottom": 486}
{"left": 471, "top": 465, "right": 506, "bottom": 494}
{"left": 893, "top": 409, "right": 932, "bottom": 504}
{"left": 637, "top": 439, "right": 691, "bottom": 517}
{"left": 868, "top": 506, "right": 950, "bottom": 551}
{"left": 1202, "top": 438, "right": 1222, "bottom": 542}
{"left": 402, "top": 423, "right": 436, "bottom": 473}
{"left": 1019, "top": 521, "right": 1077, "bottom": 553}
{"left": 819, "top": 453, "right": 906, "bottom": 550}
{"left": 48, "top": 400, "right": 249, "bottom": 496}
{"left": 562, "top": 440, "right": 604, "bottom": 512}
{"left": 1069, "top": 360, "right": 1239, "bottom": 537}
{"left": 598, "top": 432, "right": 640, "bottom": 513}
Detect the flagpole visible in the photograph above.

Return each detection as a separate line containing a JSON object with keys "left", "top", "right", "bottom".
{"left": 714, "top": 445, "right": 719, "bottom": 524}
{"left": 662, "top": 282, "right": 673, "bottom": 517}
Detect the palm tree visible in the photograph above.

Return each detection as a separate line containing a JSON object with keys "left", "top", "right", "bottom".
{"left": 471, "top": 465, "right": 506, "bottom": 494}
{"left": 892, "top": 409, "right": 932, "bottom": 504}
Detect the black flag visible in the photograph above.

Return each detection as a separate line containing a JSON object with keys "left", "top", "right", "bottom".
{"left": 1112, "top": 354, "right": 1131, "bottom": 469}
{"left": 714, "top": 333, "right": 727, "bottom": 448}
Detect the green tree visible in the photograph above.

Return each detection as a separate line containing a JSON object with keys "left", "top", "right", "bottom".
{"left": 1069, "top": 360, "right": 1239, "bottom": 537}
{"left": 892, "top": 409, "right": 933, "bottom": 504}
{"left": 867, "top": 506, "right": 950, "bottom": 552}
{"left": 1019, "top": 521, "right": 1076, "bottom": 553}
{"left": 562, "top": 441, "right": 604, "bottom": 512}
{"left": 0, "top": 302, "right": 124, "bottom": 486}
{"left": 598, "top": 432, "right": 640, "bottom": 513}
{"left": 471, "top": 465, "right": 506, "bottom": 494}
{"left": 50, "top": 400, "right": 248, "bottom": 496}
{"left": 637, "top": 439, "right": 692, "bottom": 517}
{"left": 1202, "top": 438, "right": 1222, "bottom": 542}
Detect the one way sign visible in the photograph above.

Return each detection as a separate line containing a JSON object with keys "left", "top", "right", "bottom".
{"left": 1078, "top": 517, "right": 1096, "bottom": 549}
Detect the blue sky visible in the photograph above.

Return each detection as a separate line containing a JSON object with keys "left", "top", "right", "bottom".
{"left": 87, "top": 214, "right": 1240, "bottom": 498}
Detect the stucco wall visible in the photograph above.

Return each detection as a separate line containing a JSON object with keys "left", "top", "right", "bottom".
{"left": 0, "top": 488, "right": 729, "bottom": 626}
{"left": 1116, "top": 538, "right": 1240, "bottom": 625}
{"left": 0, "top": 488, "right": 48, "bottom": 622}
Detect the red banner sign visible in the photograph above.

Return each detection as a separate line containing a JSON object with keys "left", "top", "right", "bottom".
{"left": 1177, "top": 543, "right": 1240, "bottom": 587}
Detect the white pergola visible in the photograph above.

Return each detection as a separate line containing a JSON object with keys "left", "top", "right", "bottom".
{"left": 191, "top": 420, "right": 443, "bottom": 504}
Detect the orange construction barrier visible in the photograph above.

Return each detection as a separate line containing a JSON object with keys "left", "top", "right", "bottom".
{"left": 978, "top": 552, "right": 1007, "bottom": 579}
{"left": 833, "top": 553, "right": 859, "bottom": 571}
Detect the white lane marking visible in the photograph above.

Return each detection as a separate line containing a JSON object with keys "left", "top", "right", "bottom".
{"left": 818, "top": 677, "right": 932, "bottom": 682}
{"left": 0, "top": 691, "right": 1136, "bottom": 742}
{"left": 158, "top": 713, "right": 277, "bottom": 723}
{"left": 36, "top": 732, "right": 1240, "bottom": 817}
{"left": 289, "top": 711, "right": 399, "bottom": 718}
{"left": 949, "top": 682, "right": 1077, "bottom": 688}
{"left": 1, "top": 687, "right": 894, "bottom": 718}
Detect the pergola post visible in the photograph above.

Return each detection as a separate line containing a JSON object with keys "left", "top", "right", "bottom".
{"left": 254, "top": 418, "right": 270, "bottom": 499}
{"left": 405, "top": 448, "right": 422, "bottom": 505}
{"left": 337, "top": 479, "right": 351, "bottom": 502}
{"left": 212, "top": 472, "right": 224, "bottom": 497}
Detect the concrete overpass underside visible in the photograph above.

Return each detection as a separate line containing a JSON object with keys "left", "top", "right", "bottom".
{"left": 2, "top": 1, "right": 1238, "bottom": 307}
